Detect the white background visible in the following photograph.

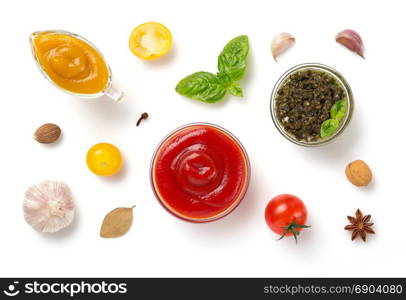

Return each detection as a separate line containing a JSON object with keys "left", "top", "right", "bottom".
{"left": 1, "top": 0, "right": 405, "bottom": 277}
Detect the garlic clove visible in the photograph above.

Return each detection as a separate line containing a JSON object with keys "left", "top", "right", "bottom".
{"left": 23, "top": 181, "right": 75, "bottom": 233}
{"left": 336, "top": 29, "right": 365, "bottom": 58}
{"left": 271, "top": 32, "right": 295, "bottom": 61}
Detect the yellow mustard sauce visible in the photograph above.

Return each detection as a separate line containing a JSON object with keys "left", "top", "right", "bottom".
{"left": 32, "top": 32, "right": 109, "bottom": 94}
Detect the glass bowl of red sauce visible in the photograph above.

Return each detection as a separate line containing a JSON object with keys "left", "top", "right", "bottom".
{"left": 150, "top": 123, "right": 250, "bottom": 223}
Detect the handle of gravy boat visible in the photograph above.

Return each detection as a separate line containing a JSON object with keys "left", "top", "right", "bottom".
{"left": 103, "top": 84, "right": 124, "bottom": 102}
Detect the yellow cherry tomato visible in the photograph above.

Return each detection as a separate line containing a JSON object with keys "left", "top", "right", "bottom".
{"left": 129, "top": 22, "right": 172, "bottom": 60}
{"left": 86, "top": 143, "right": 122, "bottom": 176}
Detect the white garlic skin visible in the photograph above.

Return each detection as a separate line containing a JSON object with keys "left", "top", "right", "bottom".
{"left": 271, "top": 32, "right": 295, "bottom": 61}
{"left": 23, "top": 181, "right": 75, "bottom": 233}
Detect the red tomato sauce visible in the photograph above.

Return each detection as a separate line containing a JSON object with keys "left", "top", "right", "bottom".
{"left": 151, "top": 124, "right": 249, "bottom": 222}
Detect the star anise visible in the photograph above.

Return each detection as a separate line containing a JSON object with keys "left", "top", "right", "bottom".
{"left": 344, "top": 209, "right": 375, "bottom": 242}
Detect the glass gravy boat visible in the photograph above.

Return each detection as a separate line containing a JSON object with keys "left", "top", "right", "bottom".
{"left": 30, "top": 30, "right": 123, "bottom": 101}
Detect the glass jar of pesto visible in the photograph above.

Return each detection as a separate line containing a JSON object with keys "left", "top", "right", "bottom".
{"left": 270, "top": 63, "right": 354, "bottom": 147}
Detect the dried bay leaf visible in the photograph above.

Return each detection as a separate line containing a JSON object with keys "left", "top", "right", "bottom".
{"left": 100, "top": 206, "right": 135, "bottom": 238}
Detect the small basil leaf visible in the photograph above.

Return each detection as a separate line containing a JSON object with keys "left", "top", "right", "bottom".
{"left": 175, "top": 72, "right": 226, "bottom": 103}
{"left": 228, "top": 83, "right": 243, "bottom": 97}
{"left": 320, "top": 119, "right": 340, "bottom": 138}
{"left": 330, "top": 98, "right": 347, "bottom": 121}
{"left": 217, "top": 35, "right": 249, "bottom": 82}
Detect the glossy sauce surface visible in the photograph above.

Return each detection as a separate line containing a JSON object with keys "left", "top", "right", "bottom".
{"left": 32, "top": 32, "right": 109, "bottom": 94}
{"left": 152, "top": 125, "right": 249, "bottom": 221}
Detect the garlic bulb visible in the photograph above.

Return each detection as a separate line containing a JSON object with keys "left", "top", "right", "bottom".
{"left": 23, "top": 181, "right": 75, "bottom": 233}
{"left": 271, "top": 32, "right": 295, "bottom": 61}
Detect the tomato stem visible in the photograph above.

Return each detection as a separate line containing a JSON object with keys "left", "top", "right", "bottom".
{"left": 277, "top": 220, "right": 310, "bottom": 243}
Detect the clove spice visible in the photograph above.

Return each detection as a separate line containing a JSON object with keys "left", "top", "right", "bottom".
{"left": 136, "top": 112, "right": 149, "bottom": 126}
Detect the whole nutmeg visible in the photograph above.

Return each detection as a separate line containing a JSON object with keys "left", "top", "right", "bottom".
{"left": 345, "top": 160, "right": 372, "bottom": 187}
{"left": 34, "top": 123, "right": 61, "bottom": 144}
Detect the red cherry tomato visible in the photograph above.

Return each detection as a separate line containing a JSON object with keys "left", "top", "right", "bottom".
{"left": 265, "top": 194, "right": 309, "bottom": 242}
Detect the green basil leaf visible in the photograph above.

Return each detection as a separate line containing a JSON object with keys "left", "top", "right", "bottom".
{"left": 175, "top": 72, "right": 226, "bottom": 103}
{"left": 320, "top": 119, "right": 340, "bottom": 138}
{"left": 217, "top": 72, "right": 232, "bottom": 86}
{"left": 330, "top": 98, "right": 347, "bottom": 121}
{"left": 217, "top": 35, "right": 249, "bottom": 82}
{"left": 227, "top": 83, "right": 243, "bottom": 97}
